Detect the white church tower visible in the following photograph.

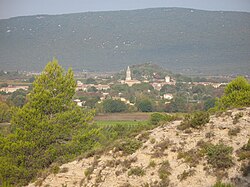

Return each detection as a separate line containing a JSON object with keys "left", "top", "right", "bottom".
{"left": 126, "top": 66, "right": 132, "bottom": 81}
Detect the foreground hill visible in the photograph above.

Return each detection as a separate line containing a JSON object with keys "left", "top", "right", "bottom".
{"left": 0, "top": 8, "right": 250, "bottom": 74}
{"left": 28, "top": 108, "right": 250, "bottom": 187}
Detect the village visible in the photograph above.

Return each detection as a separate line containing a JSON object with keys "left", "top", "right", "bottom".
{"left": 0, "top": 64, "right": 230, "bottom": 113}
{"left": 70, "top": 64, "right": 228, "bottom": 112}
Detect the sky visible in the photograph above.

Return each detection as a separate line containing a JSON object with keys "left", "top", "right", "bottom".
{"left": 0, "top": 0, "right": 250, "bottom": 19}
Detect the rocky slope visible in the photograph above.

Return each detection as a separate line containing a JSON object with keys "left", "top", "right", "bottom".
{"left": 28, "top": 108, "right": 250, "bottom": 187}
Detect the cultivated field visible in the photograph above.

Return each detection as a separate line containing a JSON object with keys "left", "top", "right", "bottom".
{"left": 94, "top": 112, "right": 151, "bottom": 121}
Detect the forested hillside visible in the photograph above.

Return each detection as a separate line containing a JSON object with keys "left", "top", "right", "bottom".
{"left": 0, "top": 8, "right": 250, "bottom": 74}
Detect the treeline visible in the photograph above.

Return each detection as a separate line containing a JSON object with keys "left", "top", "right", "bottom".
{"left": 79, "top": 82, "right": 222, "bottom": 113}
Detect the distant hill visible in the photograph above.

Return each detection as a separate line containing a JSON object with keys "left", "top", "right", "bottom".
{"left": 0, "top": 8, "right": 250, "bottom": 75}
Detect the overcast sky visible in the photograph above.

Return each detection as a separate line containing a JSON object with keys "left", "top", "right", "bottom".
{"left": 1, "top": 0, "right": 250, "bottom": 19}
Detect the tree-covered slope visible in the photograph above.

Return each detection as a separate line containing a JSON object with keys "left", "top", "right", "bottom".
{"left": 0, "top": 8, "right": 250, "bottom": 74}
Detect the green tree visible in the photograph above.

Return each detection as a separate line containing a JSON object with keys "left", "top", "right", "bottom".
{"left": 166, "top": 96, "right": 187, "bottom": 113}
{"left": 137, "top": 99, "right": 153, "bottom": 112}
{"left": 88, "top": 86, "right": 98, "bottom": 92}
{"left": 7, "top": 89, "right": 27, "bottom": 107}
{"left": 0, "top": 59, "right": 94, "bottom": 186}
{"left": 160, "top": 84, "right": 176, "bottom": 94}
{"left": 84, "top": 96, "right": 100, "bottom": 108}
{"left": 103, "top": 99, "right": 127, "bottom": 113}
{"left": 26, "top": 59, "right": 76, "bottom": 117}
{"left": 0, "top": 101, "right": 11, "bottom": 123}
{"left": 216, "top": 76, "right": 250, "bottom": 109}
{"left": 204, "top": 98, "right": 216, "bottom": 111}
{"left": 131, "top": 83, "right": 154, "bottom": 92}
{"left": 86, "top": 78, "right": 97, "bottom": 84}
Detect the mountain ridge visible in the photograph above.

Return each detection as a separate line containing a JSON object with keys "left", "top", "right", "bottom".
{"left": 0, "top": 7, "right": 250, "bottom": 75}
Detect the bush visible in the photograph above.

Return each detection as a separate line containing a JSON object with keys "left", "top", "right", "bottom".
{"left": 202, "top": 143, "right": 234, "bottom": 169}
{"left": 237, "top": 138, "right": 250, "bottom": 161}
{"left": 149, "top": 113, "right": 174, "bottom": 125}
{"left": 115, "top": 139, "right": 142, "bottom": 155}
{"left": 177, "top": 111, "right": 209, "bottom": 130}
{"left": 177, "top": 149, "right": 202, "bottom": 167}
{"left": 128, "top": 166, "right": 145, "bottom": 176}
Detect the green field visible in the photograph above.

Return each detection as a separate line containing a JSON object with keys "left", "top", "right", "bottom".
{"left": 94, "top": 120, "right": 148, "bottom": 127}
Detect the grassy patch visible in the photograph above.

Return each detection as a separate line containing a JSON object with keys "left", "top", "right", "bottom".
{"left": 95, "top": 120, "right": 147, "bottom": 126}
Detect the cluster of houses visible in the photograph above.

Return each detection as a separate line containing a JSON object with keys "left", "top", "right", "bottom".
{"left": 74, "top": 66, "right": 175, "bottom": 107}
{"left": 0, "top": 85, "right": 29, "bottom": 93}
{"left": 76, "top": 81, "right": 110, "bottom": 91}
{"left": 74, "top": 66, "right": 229, "bottom": 107}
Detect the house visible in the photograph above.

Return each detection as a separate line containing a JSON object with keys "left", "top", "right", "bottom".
{"left": 163, "top": 93, "right": 173, "bottom": 100}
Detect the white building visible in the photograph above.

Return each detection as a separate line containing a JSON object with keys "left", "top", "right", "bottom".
{"left": 163, "top": 93, "right": 173, "bottom": 100}
{"left": 165, "top": 76, "right": 171, "bottom": 83}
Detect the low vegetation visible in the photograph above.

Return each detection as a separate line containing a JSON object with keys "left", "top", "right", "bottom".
{"left": 177, "top": 169, "right": 195, "bottom": 181}
{"left": 237, "top": 138, "right": 250, "bottom": 161}
{"left": 128, "top": 166, "right": 145, "bottom": 176}
{"left": 177, "top": 149, "right": 202, "bottom": 167}
{"left": 115, "top": 138, "right": 142, "bottom": 156}
{"left": 149, "top": 113, "right": 175, "bottom": 125}
{"left": 232, "top": 112, "right": 243, "bottom": 124}
{"left": 212, "top": 181, "right": 235, "bottom": 187}
{"left": 202, "top": 143, "right": 234, "bottom": 169}
{"left": 158, "top": 160, "right": 171, "bottom": 185}
{"left": 228, "top": 127, "right": 240, "bottom": 136}
{"left": 177, "top": 111, "right": 210, "bottom": 130}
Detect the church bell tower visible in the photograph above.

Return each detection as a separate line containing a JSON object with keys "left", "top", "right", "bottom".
{"left": 126, "top": 66, "right": 132, "bottom": 81}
